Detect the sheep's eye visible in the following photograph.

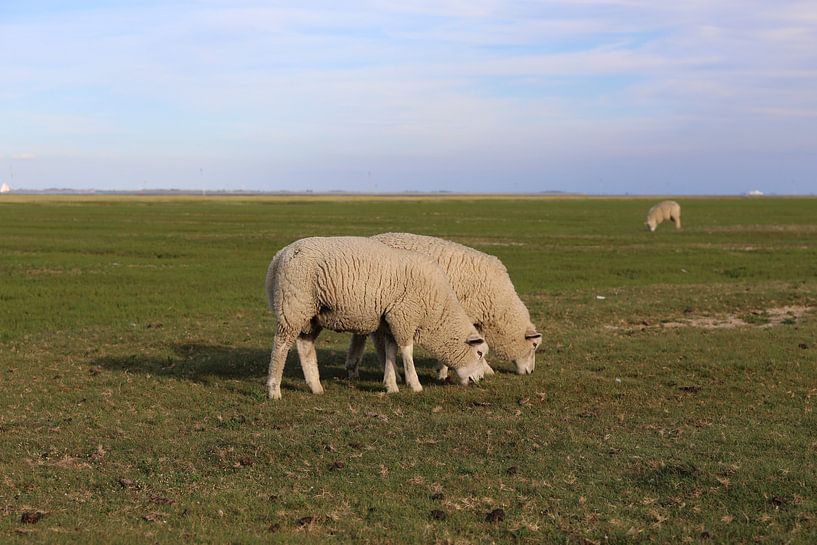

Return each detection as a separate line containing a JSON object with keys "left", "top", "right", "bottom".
{"left": 477, "top": 350, "right": 484, "bottom": 358}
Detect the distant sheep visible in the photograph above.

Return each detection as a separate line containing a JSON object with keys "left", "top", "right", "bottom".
{"left": 264, "top": 236, "right": 488, "bottom": 399}
{"left": 645, "top": 200, "right": 681, "bottom": 231}
{"left": 345, "top": 233, "right": 541, "bottom": 380}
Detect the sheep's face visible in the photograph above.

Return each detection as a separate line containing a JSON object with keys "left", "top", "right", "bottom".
{"left": 645, "top": 221, "right": 656, "bottom": 232}
{"left": 454, "top": 334, "right": 488, "bottom": 385}
{"left": 512, "top": 328, "right": 542, "bottom": 375}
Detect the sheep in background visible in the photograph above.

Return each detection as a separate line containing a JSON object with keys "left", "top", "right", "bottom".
{"left": 645, "top": 200, "right": 682, "bottom": 231}
{"left": 345, "top": 232, "right": 542, "bottom": 380}
{"left": 264, "top": 236, "right": 488, "bottom": 399}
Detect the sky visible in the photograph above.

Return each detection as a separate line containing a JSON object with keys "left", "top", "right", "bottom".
{"left": 2, "top": 1, "right": 816, "bottom": 194}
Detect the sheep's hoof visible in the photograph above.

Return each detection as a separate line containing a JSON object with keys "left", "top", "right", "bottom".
{"left": 385, "top": 384, "right": 399, "bottom": 394}
{"left": 347, "top": 368, "right": 359, "bottom": 379}
{"left": 409, "top": 382, "right": 423, "bottom": 393}
{"left": 309, "top": 384, "right": 325, "bottom": 395}
{"left": 267, "top": 386, "right": 282, "bottom": 400}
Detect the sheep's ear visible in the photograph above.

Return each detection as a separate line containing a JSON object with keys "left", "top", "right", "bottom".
{"left": 525, "top": 329, "right": 542, "bottom": 340}
{"left": 466, "top": 334, "right": 485, "bottom": 346}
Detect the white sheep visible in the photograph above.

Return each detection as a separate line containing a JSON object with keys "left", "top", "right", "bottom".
{"left": 264, "top": 236, "right": 488, "bottom": 399}
{"left": 345, "top": 233, "right": 542, "bottom": 380}
{"left": 645, "top": 200, "right": 681, "bottom": 231}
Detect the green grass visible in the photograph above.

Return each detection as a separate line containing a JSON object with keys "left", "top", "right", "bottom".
{"left": 1, "top": 195, "right": 816, "bottom": 544}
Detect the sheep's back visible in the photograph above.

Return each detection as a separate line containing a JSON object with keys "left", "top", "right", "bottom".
{"left": 372, "top": 233, "right": 518, "bottom": 322}
{"left": 267, "top": 236, "right": 449, "bottom": 333}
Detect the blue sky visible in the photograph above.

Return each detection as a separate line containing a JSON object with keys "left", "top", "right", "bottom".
{"left": 2, "top": 1, "right": 816, "bottom": 194}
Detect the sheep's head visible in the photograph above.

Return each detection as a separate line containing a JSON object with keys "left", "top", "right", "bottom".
{"left": 645, "top": 220, "right": 656, "bottom": 232}
{"left": 510, "top": 327, "right": 542, "bottom": 375}
{"left": 453, "top": 333, "right": 488, "bottom": 385}
{"left": 486, "top": 313, "right": 542, "bottom": 375}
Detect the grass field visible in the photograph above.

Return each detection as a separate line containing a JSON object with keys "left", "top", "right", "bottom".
{"left": 1, "top": 195, "right": 816, "bottom": 544}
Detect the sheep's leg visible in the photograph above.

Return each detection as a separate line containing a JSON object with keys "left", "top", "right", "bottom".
{"left": 267, "top": 330, "right": 296, "bottom": 400}
{"left": 435, "top": 362, "right": 450, "bottom": 381}
{"left": 382, "top": 334, "right": 399, "bottom": 394}
{"left": 296, "top": 327, "right": 323, "bottom": 395}
{"left": 399, "top": 343, "right": 423, "bottom": 392}
{"left": 673, "top": 215, "right": 681, "bottom": 229}
{"left": 345, "top": 334, "right": 367, "bottom": 379}
{"left": 372, "top": 331, "right": 403, "bottom": 383}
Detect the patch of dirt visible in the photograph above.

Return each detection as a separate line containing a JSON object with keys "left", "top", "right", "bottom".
{"left": 485, "top": 508, "right": 505, "bottom": 523}
{"left": 608, "top": 306, "right": 811, "bottom": 331}
{"left": 452, "top": 237, "right": 525, "bottom": 247}
{"left": 52, "top": 455, "right": 92, "bottom": 470}
{"left": 22, "top": 267, "right": 84, "bottom": 276}
{"left": 684, "top": 243, "right": 791, "bottom": 251}
{"left": 702, "top": 224, "right": 817, "bottom": 234}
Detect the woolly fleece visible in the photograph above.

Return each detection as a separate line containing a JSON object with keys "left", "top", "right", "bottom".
{"left": 265, "top": 236, "right": 488, "bottom": 399}
{"left": 346, "top": 232, "right": 541, "bottom": 377}
{"left": 645, "top": 200, "right": 682, "bottom": 231}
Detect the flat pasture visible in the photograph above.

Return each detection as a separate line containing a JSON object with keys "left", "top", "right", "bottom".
{"left": 1, "top": 196, "right": 816, "bottom": 544}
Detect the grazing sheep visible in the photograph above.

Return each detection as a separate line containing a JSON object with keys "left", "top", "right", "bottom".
{"left": 345, "top": 233, "right": 542, "bottom": 379}
{"left": 264, "top": 236, "right": 488, "bottom": 399}
{"left": 645, "top": 200, "right": 681, "bottom": 231}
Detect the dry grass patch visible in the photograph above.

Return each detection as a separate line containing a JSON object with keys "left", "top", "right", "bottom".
{"left": 450, "top": 237, "right": 526, "bottom": 247}
{"left": 607, "top": 305, "right": 811, "bottom": 331}
{"left": 702, "top": 224, "right": 817, "bottom": 234}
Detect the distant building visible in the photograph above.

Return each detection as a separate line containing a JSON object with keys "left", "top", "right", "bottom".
{"left": 746, "top": 189, "right": 764, "bottom": 196}
{"left": 0, "top": 182, "right": 10, "bottom": 194}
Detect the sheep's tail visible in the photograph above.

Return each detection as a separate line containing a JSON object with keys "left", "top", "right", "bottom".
{"left": 265, "top": 249, "right": 287, "bottom": 309}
